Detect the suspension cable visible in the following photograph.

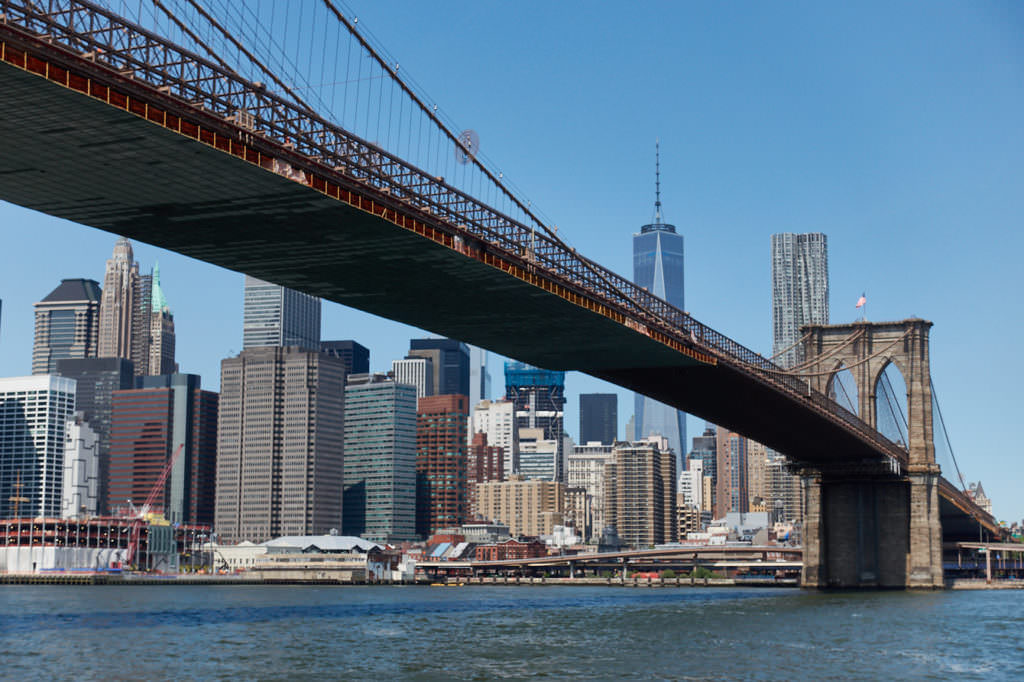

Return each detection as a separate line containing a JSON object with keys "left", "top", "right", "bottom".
{"left": 182, "top": 0, "right": 317, "bottom": 115}
{"left": 830, "top": 368, "right": 857, "bottom": 414}
{"left": 786, "top": 329, "right": 865, "bottom": 373}
{"left": 877, "top": 369, "right": 907, "bottom": 446}
{"left": 931, "top": 375, "right": 967, "bottom": 492}
{"left": 782, "top": 329, "right": 911, "bottom": 377}
{"left": 316, "top": 0, "right": 644, "bottom": 319}
{"left": 769, "top": 330, "right": 813, "bottom": 362}
{"left": 149, "top": 0, "right": 236, "bottom": 75}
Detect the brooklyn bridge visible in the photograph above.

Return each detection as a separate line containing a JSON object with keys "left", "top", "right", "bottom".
{"left": 0, "top": 0, "right": 1000, "bottom": 587}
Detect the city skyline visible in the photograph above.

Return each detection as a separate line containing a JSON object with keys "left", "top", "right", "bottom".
{"left": 0, "top": 2, "right": 1021, "bottom": 521}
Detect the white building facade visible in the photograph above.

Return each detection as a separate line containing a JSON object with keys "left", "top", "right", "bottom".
{"left": 0, "top": 375, "right": 77, "bottom": 518}
{"left": 568, "top": 442, "right": 615, "bottom": 539}
{"left": 469, "top": 399, "right": 518, "bottom": 475}
{"left": 391, "top": 357, "right": 433, "bottom": 399}
{"left": 61, "top": 412, "right": 98, "bottom": 518}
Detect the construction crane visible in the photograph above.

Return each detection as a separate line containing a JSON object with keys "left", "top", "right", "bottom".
{"left": 124, "top": 443, "right": 185, "bottom": 569}
{"left": 8, "top": 470, "right": 29, "bottom": 517}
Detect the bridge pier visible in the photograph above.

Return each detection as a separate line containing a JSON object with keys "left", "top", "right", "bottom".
{"left": 800, "top": 468, "right": 942, "bottom": 589}
{"left": 906, "top": 466, "right": 944, "bottom": 589}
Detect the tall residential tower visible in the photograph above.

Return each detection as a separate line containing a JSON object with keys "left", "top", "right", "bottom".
{"left": 770, "top": 233, "right": 829, "bottom": 368}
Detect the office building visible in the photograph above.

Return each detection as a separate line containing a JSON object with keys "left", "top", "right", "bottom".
{"left": 579, "top": 393, "right": 617, "bottom": 445}
{"left": 567, "top": 442, "right": 615, "bottom": 542}
{"left": 766, "top": 453, "right": 803, "bottom": 526}
{"left": 110, "top": 374, "right": 218, "bottom": 525}
{"left": 392, "top": 356, "right": 433, "bottom": 399}
{"left": 715, "top": 429, "right": 748, "bottom": 518}
{"left": 55, "top": 357, "right": 134, "bottom": 515}
{"left": 343, "top": 373, "right": 417, "bottom": 542}
{"left": 408, "top": 338, "right": 470, "bottom": 397}
{"left": 0, "top": 375, "right": 77, "bottom": 518}
{"left": 467, "top": 432, "right": 504, "bottom": 516}
{"left": 146, "top": 262, "right": 177, "bottom": 376}
{"left": 564, "top": 486, "right": 591, "bottom": 541}
{"left": 518, "top": 427, "right": 559, "bottom": 482}
{"left": 98, "top": 237, "right": 143, "bottom": 371}
{"left": 136, "top": 269, "right": 152, "bottom": 375}
{"left": 747, "top": 440, "right": 768, "bottom": 511}
{"left": 604, "top": 436, "right": 676, "bottom": 548}
{"left": 771, "top": 233, "right": 829, "bottom": 368}
{"left": 632, "top": 145, "right": 686, "bottom": 470}
{"left": 677, "top": 495, "right": 704, "bottom": 539}
{"left": 215, "top": 347, "right": 345, "bottom": 542}
{"left": 32, "top": 278, "right": 101, "bottom": 375}
{"left": 415, "top": 394, "right": 469, "bottom": 536}
{"left": 470, "top": 398, "right": 519, "bottom": 475}
{"left": 688, "top": 425, "right": 717, "bottom": 512}
{"left": 679, "top": 457, "right": 703, "bottom": 509}
{"left": 469, "top": 345, "right": 492, "bottom": 407}
{"left": 320, "top": 340, "right": 369, "bottom": 376}
{"left": 61, "top": 413, "right": 99, "bottom": 518}
{"left": 96, "top": 237, "right": 176, "bottom": 377}
{"left": 475, "top": 475, "right": 565, "bottom": 538}
{"left": 504, "top": 361, "right": 565, "bottom": 481}
{"left": 242, "top": 275, "right": 321, "bottom": 350}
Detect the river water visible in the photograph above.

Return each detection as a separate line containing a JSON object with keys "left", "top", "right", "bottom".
{"left": 0, "top": 585, "right": 1021, "bottom": 680}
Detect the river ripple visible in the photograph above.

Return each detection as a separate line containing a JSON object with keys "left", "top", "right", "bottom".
{"left": 1, "top": 585, "right": 1021, "bottom": 680}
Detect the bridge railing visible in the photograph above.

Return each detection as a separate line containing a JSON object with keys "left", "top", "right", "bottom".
{"left": 3, "top": 0, "right": 907, "bottom": 465}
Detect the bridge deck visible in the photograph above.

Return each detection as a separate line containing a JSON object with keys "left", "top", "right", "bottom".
{"left": 0, "top": 42, "right": 879, "bottom": 467}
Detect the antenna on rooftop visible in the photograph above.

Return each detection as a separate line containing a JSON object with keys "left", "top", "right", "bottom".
{"left": 654, "top": 138, "right": 663, "bottom": 224}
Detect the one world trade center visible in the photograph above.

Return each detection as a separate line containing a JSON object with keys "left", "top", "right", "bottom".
{"left": 632, "top": 143, "right": 686, "bottom": 470}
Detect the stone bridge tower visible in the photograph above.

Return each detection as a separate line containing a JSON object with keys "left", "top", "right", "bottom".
{"left": 797, "top": 319, "right": 943, "bottom": 589}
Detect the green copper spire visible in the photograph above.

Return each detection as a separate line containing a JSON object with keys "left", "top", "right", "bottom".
{"left": 151, "top": 261, "right": 170, "bottom": 313}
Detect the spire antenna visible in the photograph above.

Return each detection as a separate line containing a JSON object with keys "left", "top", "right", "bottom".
{"left": 654, "top": 139, "right": 662, "bottom": 223}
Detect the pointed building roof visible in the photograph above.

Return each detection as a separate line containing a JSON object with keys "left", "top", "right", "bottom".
{"left": 150, "top": 261, "right": 170, "bottom": 313}
{"left": 111, "top": 235, "right": 134, "bottom": 261}
{"left": 40, "top": 278, "right": 102, "bottom": 303}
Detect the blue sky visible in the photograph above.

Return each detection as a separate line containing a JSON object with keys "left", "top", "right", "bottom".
{"left": 1, "top": 2, "right": 1022, "bottom": 520}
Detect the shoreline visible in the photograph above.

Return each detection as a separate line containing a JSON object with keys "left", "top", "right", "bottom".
{"left": 4, "top": 574, "right": 1021, "bottom": 589}
{"left": 0, "top": 574, "right": 797, "bottom": 587}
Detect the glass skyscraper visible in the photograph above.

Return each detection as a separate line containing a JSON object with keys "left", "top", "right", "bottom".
{"left": 342, "top": 374, "right": 418, "bottom": 542}
{"left": 770, "top": 233, "right": 829, "bottom": 368}
{"left": 242, "top": 275, "right": 321, "bottom": 350}
{"left": 632, "top": 144, "right": 686, "bottom": 471}
{"left": 579, "top": 393, "right": 617, "bottom": 445}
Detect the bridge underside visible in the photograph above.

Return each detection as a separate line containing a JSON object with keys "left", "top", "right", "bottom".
{"left": 0, "top": 48, "right": 997, "bottom": 550}
{"left": 0, "top": 59, "right": 886, "bottom": 467}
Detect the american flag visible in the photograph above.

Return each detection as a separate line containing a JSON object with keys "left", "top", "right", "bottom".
{"left": 855, "top": 293, "right": 866, "bottom": 309}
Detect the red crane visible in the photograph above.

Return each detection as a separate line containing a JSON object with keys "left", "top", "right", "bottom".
{"left": 124, "top": 443, "right": 185, "bottom": 569}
